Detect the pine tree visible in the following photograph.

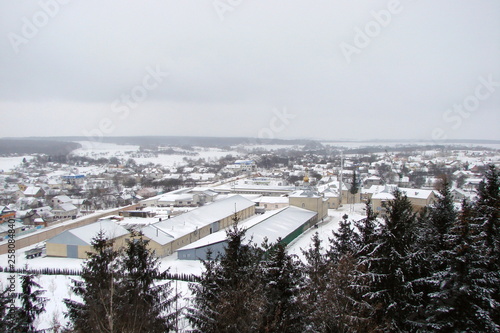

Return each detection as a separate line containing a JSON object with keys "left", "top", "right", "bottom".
{"left": 417, "top": 179, "right": 459, "bottom": 330}
{"left": 302, "top": 232, "right": 371, "bottom": 332}
{"left": 350, "top": 170, "right": 359, "bottom": 206}
{"left": 64, "top": 231, "right": 120, "bottom": 332}
{"left": 360, "top": 189, "right": 423, "bottom": 332}
{"left": 329, "top": 214, "right": 359, "bottom": 263}
{"left": 425, "top": 200, "right": 499, "bottom": 331}
{"left": 354, "top": 199, "right": 378, "bottom": 258}
{"left": 473, "top": 165, "right": 500, "bottom": 328}
{"left": 260, "top": 239, "right": 303, "bottom": 333}
{"left": 117, "top": 231, "right": 179, "bottom": 333}
{"left": 0, "top": 287, "right": 11, "bottom": 331}
{"left": 186, "top": 249, "right": 220, "bottom": 333}
{"left": 13, "top": 273, "right": 47, "bottom": 333}
{"left": 187, "top": 219, "right": 265, "bottom": 332}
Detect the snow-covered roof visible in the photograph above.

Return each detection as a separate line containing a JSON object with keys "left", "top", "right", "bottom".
{"left": 399, "top": 188, "right": 436, "bottom": 200}
{"left": 253, "top": 196, "right": 289, "bottom": 204}
{"left": 371, "top": 192, "right": 395, "bottom": 200}
{"left": 289, "top": 188, "right": 321, "bottom": 198}
{"left": 157, "top": 193, "right": 194, "bottom": 203}
{"left": 153, "top": 195, "right": 255, "bottom": 239}
{"left": 178, "top": 206, "right": 317, "bottom": 251}
{"left": 56, "top": 203, "right": 77, "bottom": 212}
{"left": 47, "top": 220, "right": 129, "bottom": 246}
{"left": 23, "top": 186, "right": 41, "bottom": 195}
{"left": 140, "top": 225, "right": 174, "bottom": 245}
{"left": 54, "top": 195, "right": 72, "bottom": 203}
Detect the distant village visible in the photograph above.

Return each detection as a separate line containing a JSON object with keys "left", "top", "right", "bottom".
{"left": 0, "top": 142, "right": 499, "bottom": 260}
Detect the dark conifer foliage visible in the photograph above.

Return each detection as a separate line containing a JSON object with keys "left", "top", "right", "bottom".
{"left": 354, "top": 199, "right": 378, "bottom": 258}
{"left": 425, "top": 199, "right": 498, "bottom": 331}
{"left": 329, "top": 214, "right": 359, "bottom": 263}
{"left": 472, "top": 165, "right": 500, "bottom": 329}
{"left": 64, "top": 230, "right": 179, "bottom": 333}
{"left": 260, "top": 239, "right": 303, "bottom": 333}
{"left": 186, "top": 250, "right": 220, "bottom": 333}
{"left": 64, "top": 231, "right": 120, "bottom": 332}
{"left": 187, "top": 217, "right": 265, "bottom": 333}
{"left": 11, "top": 274, "right": 47, "bottom": 333}
{"left": 0, "top": 288, "right": 10, "bottom": 331}
{"left": 360, "top": 189, "right": 423, "bottom": 331}
{"left": 118, "top": 231, "right": 179, "bottom": 333}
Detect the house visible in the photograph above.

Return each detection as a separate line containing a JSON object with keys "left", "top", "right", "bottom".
{"left": 253, "top": 196, "right": 289, "bottom": 212}
{"left": 288, "top": 176, "right": 328, "bottom": 221}
{"left": 371, "top": 187, "right": 437, "bottom": 214}
{"left": 52, "top": 203, "right": 78, "bottom": 220}
{"left": 229, "top": 160, "right": 256, "bottom": 172}
{"left": 317, "top": 186, "right": 341, "bottom": 209}
{"left": 46, "top": 220, "right": 130, "bottom": 258}
{"left": 0, "top": 220, "right": 25, "bottom": 241}
{"left": 62, "top": 174, "right": 85, "bottom": 185}
{"left": 51, "top": 195, "right": 72, "bottom": 206}
{"left": 0, "top": 206, "right": 16, "bottom": 224}
{"left": 23, "top": 186, "right": 45, "bottom": 198}
{"left": 177, "top": 206, "right": 317, "bottom": 260}
{"left": 142, "top": 168, "right": 164, "bottom": 180}
{"left": 364, "top": 175, "right": 382, "bottom": 189}
{"left": 451, "top": 188, "right": 475, "bottom": 203}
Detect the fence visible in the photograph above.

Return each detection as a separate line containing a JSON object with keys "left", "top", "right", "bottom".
{"left": 0, "top": 266, "right": 198, "bottom": 282}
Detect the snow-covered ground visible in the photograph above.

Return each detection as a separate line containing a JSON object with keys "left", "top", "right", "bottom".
{"left": 71, "top": 141, "right": 243, "bottom": 168}
{"left": 0, "top": 156, "right": 33, "bottom": 172}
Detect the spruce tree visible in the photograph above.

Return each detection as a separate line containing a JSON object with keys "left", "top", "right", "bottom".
{"left": 473, "top": 165, "right": 500, "bottom": 328}
{"left": 0, "top": 287, "right": 11, "bottom": 331}
{"left": 64, "top": 231, "right": 120, "bottom": 332}
{"left": 13, "top": 273, "right": 47, "bottom": 333}
{"left": 117, "top": 231, "right": 179, "bottom": 333}
{"left": 187, "top": 219, "right": 265, "bottom": 332}
{"left": 360, "top": 189, "right": 423, "bottom": 332}
{"left": 354, "top": 199, "right": 378, "bottom": 259}
{"left": 329, "top": 214, "right": 359, "bottom": 263}
{"left": 186, "top": 250, "right": 220, "bottom": 333}
{"left": 418, "top": 179, "right": 459, "bottom": 330}
{"left": 260, "top": 239, "right": 303, "bottom": 333}
{"left": 425, "top": 200, "right": 499, "bottom": 331}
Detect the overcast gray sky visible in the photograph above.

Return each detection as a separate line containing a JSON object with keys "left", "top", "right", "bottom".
{"left": 1, "top": 0, "right": 499, "bottom": 141}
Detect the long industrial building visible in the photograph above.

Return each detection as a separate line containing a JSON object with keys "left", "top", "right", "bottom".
{"left": 177, "top": 205, "right": 317, "bottom": 260}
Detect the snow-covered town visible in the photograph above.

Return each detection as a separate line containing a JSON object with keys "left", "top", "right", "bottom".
{"left": 0, "top": 139, "right": 499, "bottom": 331}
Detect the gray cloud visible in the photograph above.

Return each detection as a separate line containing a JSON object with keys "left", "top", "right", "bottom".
{"left": 1, "top": 0, "right": 499, "bottom": 140}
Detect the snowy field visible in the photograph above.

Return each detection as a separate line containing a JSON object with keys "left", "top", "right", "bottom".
{"left": 0, "top": 156, "right": 33, "bottom": 172}
{"left": 72, "top": 141, "right": 242, "bottom": 168}
{"left": 0, "top": 204, "right": 367, "bottom": 331}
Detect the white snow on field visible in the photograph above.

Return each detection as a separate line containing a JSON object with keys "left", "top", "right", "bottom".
{"left": 0, "top": 156, "right": 32, "bottom": 172}
{"left": 71, "top": 141, "right": 243, "bottom": 168}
